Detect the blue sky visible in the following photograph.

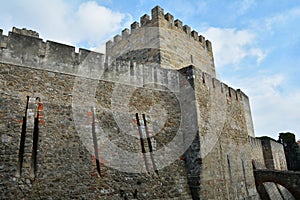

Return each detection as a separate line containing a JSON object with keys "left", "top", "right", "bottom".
{"left": 0, "top": 0, "right": 299, "bottom": 140}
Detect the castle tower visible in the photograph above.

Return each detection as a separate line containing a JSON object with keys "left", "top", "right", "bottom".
{"left": 106, "top": 6, "right": 216, "bottom": 77}
{"left": 0, "top": 5, "right": 291, "bottom": 200}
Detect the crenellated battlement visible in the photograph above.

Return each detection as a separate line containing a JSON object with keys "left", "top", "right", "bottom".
{"left": 12, "top": 27, "right": 39, "bottom": 38}
{"left": 0, "top": 26, "right": 245, "bottom": 106}
{"left": 0, "top": 27, "right": 104, "bottom": 78}
{"left": 102, "top": 61, "right": 249, "bottom": 106}
{"left": 107, "top": 6, "right": 212, "bottom": 52}
{"left": 179, "top": 66, "right": 249, "bottom": 102}
{"left": 106, "top": 6, "right": 216, "bottom": 77}
{"left": 0, "top": 27, "right": 244, "bottom": 100}
{"left": 0, "top": 5, "right": 279, "bottom": 200}
{"left": 249, "top": 136, "right": 263, "bottom": 147}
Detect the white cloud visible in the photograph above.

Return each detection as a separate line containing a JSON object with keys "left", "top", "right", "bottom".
{"left": 0, "top": 0, "right": 69, "bottom": 35}
{"left": 228, "top": 73, "right": 300, "bottom": 139}
{"left": 230, "top": 0, "right": 256, "bottom": 16}
{"left": 74, "top": 1, "right": 127, "bottom": 45}
{"left": 0, "top": 0, "right": 131, "bottom": 51}
{"left": 90, "top": 43, "right": 106, "bottom": 54}
{"left": 200, "top": 27, "right": 266, "bottom": 68}
{"left": 234, "top": 0, "right": 256, "bottom": 16}
{"left": 264, "top": 7, "right": 300, "bottom": 34}
{"left": 249, "top": 48, "right": 266, "bottom": 64}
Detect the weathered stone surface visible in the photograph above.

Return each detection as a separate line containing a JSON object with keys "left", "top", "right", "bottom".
{"left": 0, "top": 5, "right": 291, "bottom": 200}
{"left": 261, "top": 138, "right": 287, "bottom": 170}
{"left": 106, "top": 6, "right": 216, "bottom": 77}
{"left": 0, "top": 63, "right": 192, "bottom": 199}
{"left": 254, "top": 169, "right": 300, "bottom": 199}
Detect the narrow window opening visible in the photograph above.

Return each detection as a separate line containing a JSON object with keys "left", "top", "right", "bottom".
{"left": 227, "top": 155, "right": 233, "bottom": 184}
{"left": 133, "top": 189, "right": 138, "bottom": 198}
{"left": 30, "top": 97, "right": 40, "bottom": 179}
{"left": 91, "top": 107, "right": 101, "bottom": 177}
{"left": 16, "top": 96, "right": 29, "bottom": 177}
{"left": 142, "top": 114, "right": 158, "bottom": 175}
{"left": 136, "top": 113, "right": 149, "bottom": 173}
{"left": 154, "top": 68, "right": 158, "bottom": 83}
{"left": 190, "top": 55, "right": 193, "bottom": 64}
{"left": 162, "top": 71, "right": 168, "bottom": 85}
{"left": 130, "top": 60, "right": 134, "bottom": 76}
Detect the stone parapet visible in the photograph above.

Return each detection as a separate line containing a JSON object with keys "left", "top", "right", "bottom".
{"left": 107, "top": 6, "right": 213, "bottom": 53}
{"left": 0, "top": 27, "right": 104, "bottom": 79}
{"left": 12, "top": 27, "right": 39, "bottom": 38}
{"left": 105, "top": 6, "right": 216, "bottom": 77}
{"left": 260, "top": 138, "right": 287, "bottom": 170}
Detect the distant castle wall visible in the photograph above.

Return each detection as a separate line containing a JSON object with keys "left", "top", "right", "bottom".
{"left": 253, "top": 138, "right": 291, "bottom": 199}
{"left": 0, "top": 27, "right": 104, "bottom": 79}
{"left": 249, "top": 136, "right": 266, "bottom": 169}
{"left": 261, "top": 138, "right": 287, "bottom": 170}
{"left": 242, "top": 135, "right": 288, "bottom": 172}
{"left": 248, "top": 136, "right": 288, "bottom": 171}
{"left": 106, "top": 6, "right": 216, "bottom": 77}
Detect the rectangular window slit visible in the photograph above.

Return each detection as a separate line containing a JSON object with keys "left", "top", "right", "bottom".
{"left": 16, "top": 96, "right": 29, "bottom": 177}
{"left": 202, "top": 72, "right": 205, "bottom": 83}
{"left": 227, "top": 155, "right": 233, "bottom": 184}
{"left": 142, "top": 114, "right": 158, "bottom": 175}
{"left": 130, "top": 60, "right": 134, "bottom": 76}
{"left": 135, "top": 113, "right": 149, "bottom": 174}
{"left": 30, "top": 97, "right": 40, "bottom": 179}
{"left": 91, "top": 107, "right": 102, "bottom": 177}
{"left": 154, "top": 68, "right": 158, "bottom": 83}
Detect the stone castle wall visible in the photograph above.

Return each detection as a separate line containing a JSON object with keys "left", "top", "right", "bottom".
{"left": 0, "top": 61, "right": 197, "bottom": 199}
{"left": 248, "top": 136, "right": 287, "bottom": 171}
{"left": 0, "top": 27, "right": 104, "bottom": 79}
{"left": 0, "top": 40, "right": 258, "bottom": 199}
{"left": 249, "top": 136, "right": 266, "bottom": 169}
{"left": 0, "top": 60, "right": 257, "bottom": 199}
{"left": 187, "top": 66, "right": 258, "bottom": 199}
{"left": 0, "top": 5, "right": 290, "bottom": 199}
{"left": 261, "top": 139, "right": 287, "bottom": 171}
{"left": 0, "top": 56, "right": 256, "bottom": 199}
{"left": 269, "top": 140, "right": 287, "bottom": 171}
{"left": 248, "top": 137, "right": 293, "bottom": 199}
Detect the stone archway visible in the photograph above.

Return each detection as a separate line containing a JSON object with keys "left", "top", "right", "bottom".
{"left": 253, "top": 169, "right": 300, "bottom": 199}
